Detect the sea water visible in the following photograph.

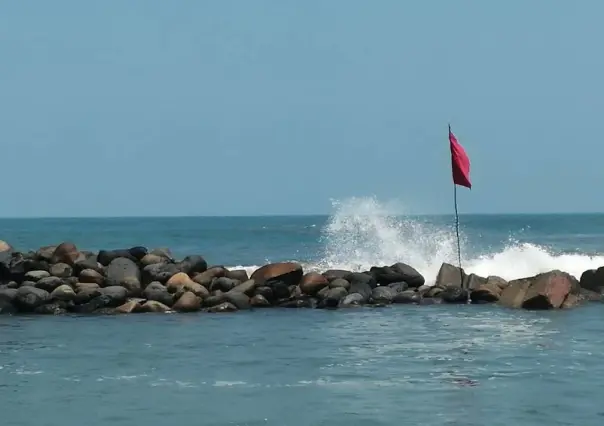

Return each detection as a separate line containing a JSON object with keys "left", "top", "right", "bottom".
{"left": 1, "top": 197, "right": 604, "bottom": 425}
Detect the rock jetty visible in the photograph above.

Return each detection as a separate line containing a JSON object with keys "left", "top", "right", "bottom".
{"left": 0, "top": 240, "right": 601, "bottom": 315}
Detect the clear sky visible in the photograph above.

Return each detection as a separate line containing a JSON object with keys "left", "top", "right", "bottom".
{"left": 1, "top": 1, "right": 602, "bottom": 217}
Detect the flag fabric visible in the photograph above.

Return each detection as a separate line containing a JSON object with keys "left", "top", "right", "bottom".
{"left": 449, "top": 126, "right": 472, "bottom": 189}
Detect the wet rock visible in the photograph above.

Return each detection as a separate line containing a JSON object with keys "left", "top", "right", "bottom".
{"left": 229, "top": 279, "right": 256, "bottom": 296}
{"left": 73, "top": 256, "right": 103, "bottom": 275}
{"left": 328, "top": 278, "right": 350, "bottom": 290}
{"left": 340, "top": 293, "right": 365, "bottom": 307}
{"left": 371, "top": 263, "right": 424, "bottom": 287}
{"left": 207, "top": 302, "right": 237, "bottom": 313}
{"left": 419, "top": 297, "right": 443, "bottom": 305}
{"left": 226, "top": 269, "right": 249, "bottom": 282}
{"left": 441, "top": 286, "right": 468, "bottom": 304}
{"left": 142, "top": 263, "right": 180, "bottom": 285}
{"left": 323, "top": 287, "right": 348, "bottom": 308}
{"left": 299, "top": 272, "right": 329, "bottom": 296}
{"left": 435, "top": 263, "right": 466, "bottom": 288}
{"left": 24, "top": 270, "right": 50, "bottom": 282}
{"left": 0, "top": 288, "right": 18, "bottom": 303}
{"left": 51, "top": 242, "right": 80, "bottom": 266}
{"left": 371, "top": 286, "right": 395, "bottom": 304}
{"left": 50, "top": 263, "right": 73, "bottom": 278}
{"left": 522, "top": 270, "right": 577, "bottom": 310}
{"left": 172, "top": 291, "right": 202, "bottom": 312}
{"left": 141, "top": 300, "right": 172, "bottom": 313}
{"left": 74, "top": 287, "right": 102, "bottom": 305}
{"left": 177, "top": 255, "right": 208, "bottom": 275}
{"left": 150, "top": 247, "right": 174, "bottom": 260}
{"left": 14, "top": 287, "right": 50, "bottom": 311}
{"left": 193, "top": 267, "right": 228, "bottom": 288}
{"left": 388, "top": 282, "right": 408, "bottom": 293}
{"left": 348, "top": 279, "right": 372, "bottom": 303}
{"left": 0, "top": 253, "right": 26, "bottom": 283}
{"left": 251, "top": 262, "right": 303, "bottom": 288}
{"left": 250, "top": 294, "right": 271, "bottom": 307}
{"left": 254, "top": 286, "right": 274, "bottom": 302}
{"left": 465, "top": 273, "right": 488, "bottom": 291}
{"left": 34, "top": 303, "right": 67, "bottom": 315}
{"left": 224, "top": 291, "right": 250, "bottom": 310}
{"left": 579, "top": 268, "right": 604, "bottom": 293}
{"left": 279, "top": 297, "right": 316, "bottom": 309}
{"left": 210, "top": 277, "right": 239, "bottom": 293}
{"left": 322, "top": 269, "right": 351, "bottom": 281}
{"left": 5, "top": 281, "right": 18, "bottom": 289}
{"left": 74, "top": 294, "right": 112, "bottom": 313}
{"left": 345, "top": 272, "right": 377, "bottom": 289}
{"left": 79, "top": 269, "right": 104, "bottom": 285}
{"left": 106, "top": 258, "right": 142, "bottom": 295}
{"left": 393, "top": 289, "right": 420, "bottom": 304}
{"left": 166, "top": 272, "right": 209, "bottom": 298}
{"left": 51, "top": 284, "right": 76, "bottom": 302}
{"left": 128, "top": 246, "right": 148, "bottom": 261}
{"left": 99, "top": 286, "right": 128, "bottom": 307}
{"left": 499, "top": 278, "right": 532, "bottom": 309}
{"left": 140, "top": 254, "right": 166, "bottom": 267}
{"left": 35, "top": 276, "right": 64, "bottom": 292}
{"left": 470, "top": 278, "right": 503, "bottom": 303}
{"left": 97, "top": 249, "right": 137, "bottom": 266}
{"left": 203, "top": 293, "right": 226, "bottom": 307}
{"left": 115, "top": 299, "right": 144, "bottom": 314}
{"left": 561, "top": 293, "right": 582, "bottom": 309}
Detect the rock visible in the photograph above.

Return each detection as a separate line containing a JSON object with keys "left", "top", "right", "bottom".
{"left": 143, "top": 282, "right": 174, "bottom": 306}
{"left": 99, "top": 286, "right": 128, "bottom": 307}
{"left": 23, "top": 259, "right": 50, "bottom": 273}
{"left": 371, "top": 263, "right": 424, "bottom": 287}
{"left": 20, "top": 281, "right": 36, "bottom": 288}
{"left": 50, "top": 263, "right": 73, "bottom": 278}
{"left": 106, "top": 258, "right": 142, "bottom": 295}
{"left": 0, "top": 288, "right": 18, "bottom": 302}
{"left": 172, "top": 291, "right": 202, "bottom": 312}
{"left": 499, "top": 278, "right": 532, "bottom": 309}
{"left": 177, "top": 255, "right": 208, "bottom": 275}
{"left": 251, "top": 262, "right": 303, "bottom": 287}
{"left": 345, "top": 272, "right": 377, "bottom": 290}
{"left": 393, "top": 289, "right": 420, "bottom": 304}
{"left": 348, "top": 279, "right": 372, "bottom": 303}
{"left": 128, "top": 246, "right": 148, "bottom": 261}
{"left": 229, "top": 279, "right": 256, "bottom": 296}
{"left": 371, "top": 286, "right": 395, "bottom": 304}
{"left": 340, "top": 293, "right": 365, "bottom": 307}
{"left": 254, "top": 286, "right": 274, "bottom": 302}
{"left": 193, "top": 266, "right": 228, "bottom": 287}
{"left": 279, "top": 297, "right": 316, "bottom": 309}
{"left": 34, "top": 303, "right": 67, "bottom": 315}
{"left": 0, "top": 240, "right": 12, "bottom": 252}
{"left": 250, "top": 294, "right": 271, "bottom": 307}
{"left": 142, "top": 263, "right": 180, "bottom": 285}
{"left": 299, "top": 272, "right": 329, "bottom": 296}
{"left": 24, "top": 270, "right": 51, "bottom": 282}
{"left": 388, "top": 282, "right": 408, "bottom": 293}
{"left": 329, "top": 278, "right": 350, "bottom": 290}
{"left": 210, "top": 277, "right": 239, "bottom": 293}
{"left": 203, "top": 293, "right": 226, "bottom": 307}
{"left": 224, "top": 291, "right": 250, "bottom": 310}
{"left": 522, "top": 270, "right": 577, "bottom": 310}
{"left": 207, "top": 302, "right": 237, "bottom": 313}
{"left": 75, "top": 282, "right": 100, "bottom": 292}
{"left": 141, "top": 300, "right": 172, "bottom": 313}
{"left": 316, "top": 286, "right": 331, "bottom": 300}
{"left": 150, "top": 247, "right": 174, "bottom": 260}
{"left": 14, "top": 287, "right": 50, "bottom": 311}
{"left": 226, "top": 269, "right": 249, "bottom": 282}
{"left": 115, "top": 299, "right": 144, "bottom": 314}
{"left": 322, "top": 269, "right": 351, "bottom": 281}
{"left": 140, "top": 254, "right": 166, "bottom": 267}
{"left": 79, "top": 269, "right": 104, "bottom": 285}
{"left": 74, "top": 287, "right": 102, "bottom": 305}
{"left": 166, "top": 272, "right": 209, "bottom": 298}
{"left": 441, "top": 286, "right": 468, "bottom": 304}
{"left": 579, "top": 268, "right": 604, "bottom": 293}
{"left": 435, "top": 263, "right": 466, "bottom": 288}
{"left": 73, "top": 294, "right": 113, "bottom": 313}
{"left": 0, "top": 298, "right": 17, "bottom": 314}
{"left": 419, "top": 297, "right": 443, "bottom": 305}
{"left": 97, "top": 249, "right": 137, "bottom": 266}
{"left": 73, "top": 256, "right": 103, "bottom": 275}
{"left": 470, "top": 278, "right": 503, "bottom": 303}
{"left": 465, "top": 273, "right": 488, "bottom": 290}
{"left": 0, "top": 253, "right": 26, "bottom": 283}
{"left": 561, "top": 293, "right": 582, "bottom": 309}
{"left": 6, "top": 281, "right": 18, "bottom": 289}
{"left": 51, "top": 284, "right": 76, "bottom": 302}
{"left": 35, "top": 276, "right": 64, "bottom": 292}
{"left": 36, "top": 245, "right": 56, "bottom": 262}
{"left": 324, "top": 287, "right": 348, "bottom": 308}
{"left": 51, "top": 242, "right": 80, "bottom": 265}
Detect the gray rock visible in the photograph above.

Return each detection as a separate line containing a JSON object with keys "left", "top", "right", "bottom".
{"left": 14, "top": 286, "right": 50, "bottom": 311}
{"left": 371, "top": 286, "right": 395, "bottom": 304}
{"left": 99, "top": 286, "right": 128, "bottom": 307}
{"left": 35, "top": 276, "right": 64, "bottom": 292}
{"left": 24, "top": 270, "right": 51, "bottom": 282}
{"left": 50, "top": 263, "right": 73, "bottom": 278}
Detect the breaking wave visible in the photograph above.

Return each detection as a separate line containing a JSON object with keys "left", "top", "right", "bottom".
{"left": 230, "top": 197, "right": 604, "bottom": 283}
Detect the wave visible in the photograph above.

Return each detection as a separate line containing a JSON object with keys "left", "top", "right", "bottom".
{"left": 228, "top": 197, "right": 604, "bottom": 283}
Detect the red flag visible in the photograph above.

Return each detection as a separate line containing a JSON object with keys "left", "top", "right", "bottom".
{"left": 449, "top": 126, "right": 471, "bottom": 189}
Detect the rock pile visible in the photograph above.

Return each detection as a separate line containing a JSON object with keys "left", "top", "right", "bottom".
{"left": 0, "top": 240, "right": 601, "bottom": 315}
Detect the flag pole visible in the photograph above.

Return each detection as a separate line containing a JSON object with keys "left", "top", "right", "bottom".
{"left": 449, "top": 123, "right": 470, "bottom": 304}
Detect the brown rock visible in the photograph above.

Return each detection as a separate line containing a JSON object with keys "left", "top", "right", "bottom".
{"left": 193, "top": 267, "right": 227, "bottom": 288}
{"left": 172, "top": 291, "right": 201, "bottom": 312}
{"left": 75, "top": 282, "right": 100, "bottom": 292}
{"left": 79, "top": 269, "right": 104, "bottom": 285}
{"left": 499, "top": 278, "right": 532, "bottom": 309}
{"left": 51, "top": 242, "right": 80, "bottom": 266}
{"left": 561, "top": 293, "right": 582, "bottom": 309}
{"left": 140, "top": 254, "right": 166, "bottom": 267}
{"left": 167, "top": 272, "right": 209, "bottom": 297}
{"left": 299, "top": 272, "right": 329, "bottom": 296}
{"left": 470, "top": 281, "right": 502, "bottom": 303}
{"left": 435, "top": 263, "right": 466, "bottom": 288}
{"left": 207, "top": 302, "right": 237, "bottom": 313}
{"left": 229, "top": 279, "right": 256, "bottom": 296}
{"left": 250, "top": 262, "right": 303, "bottom": 287}
{"left": 141, "top": 300, "right": 172, "bottom": 313}
{"left": 250, "top": 294, "right": 271, "bottom": 307}
{"left": 50, "top": 263, "right": 73, "bottom": 278}
{"left": 115, "top": 299, "right": 144, "bottom": 314}
{"left": 36, "top": 245, "right": 57, "bottom": 262}
{"left": 50, "top": 284, "right": 76, "bottom": 302}
{"left": 226, "top": 269, "right": 250, "bottom": 282}
{"left": 522, "top": 270, "right": 576, "bottom": 309}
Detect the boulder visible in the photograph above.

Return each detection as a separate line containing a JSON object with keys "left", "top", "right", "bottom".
{"left": 371, "top": 263, "right": 425, "bottom": 287}
{"left": 74, "top": 287, "right": 102, "bottom": 305}
{"left": 14, "top": 287, "right": 50, "bottom": 311}
{"left": 105, "top": 258, "right": 142, "bottom": 294}
{"left": 172, "top": 291, "right": 202, "bottom": 312}
{"left": 348, "top": 279, "right": 372, "bottom": 303}
{"left": 0, "top": 288, "right": 18, "bottom": 303}
{"left": 143, "top": 282, "right": 174, "bottom": 306}
{"left": 128, "top": 246, "right": 148, "bottom": 261}
{"left": 0, "top": 253, "right": 26, "bottom": 283}
{"left": 579, "top": 268, "right": 604, "bottom": 293}
{"left": 73, "top": 294, "right": 113, "bottom": 313}
{"left": 23, "top": 259, "right": 50, "bottom": 273}
{"left": 36, "top": 245, "right": 57, "bottom": 262}
{"left": 140, "top": 254, "right": 166, "bottom": 267}
{"left": 150, "top": 248, "right": 174, "bottom": 260}
{"left": 340, "top": 293, "right": 365, "bottom": 307}
{"left": 393, "top": 289, "right": 420, "bottom": 304}
{"left": 435, "top": 263, "right": 466, "bottom": 288}
{"left": 73, "top": 256, "right": 103, "bottom": 275}
{"left": 323, "top": 287, "right": 348, "bottom": 308}
{"left": 328, "top": 278, "right": 350, "bottom": 290}
{"left": 192, "top": 266, "right": 228, "bottom": 288}
{"left": 35, "top": 276, "right": 64, "bottom": 292}
{"left": 99, "top": 286, "right": 128, "bottom": 307}
{"left": 226, "top": 269, "right": 249, "bottom": 282}
{"left": 470, "top": 277, "right": 505, "bottom": 303}
{"left": 115, "top": 299, "right": 144, "bottom": 314}
{"left": 229, "top": 279, "right": 256, "bottom": 296}
{"left": 299, "top": 272, "right": 329, "bottom": 296}
{"left": 51, "top": 242, "right": 80, "bottom": 265}
{"left": 224, "top": 291, "right": 250, "bottom": 310}
{"left": 254, "top": 286, "right": 274, "bottom": 302}
{"left": 166, "top": 272, "right": 209, "bottom": 298}
{"left": 141, "top": 300, "right": 172, "bottom": 313}
{"left": 97, "top": 249, "right": 137, "bottom": 266}
{"left": 50, "top": 284, "right": 76, "bottom": 302}
{"left": 499, "top": 278, "right": 533, "bottom": 309}
{"left": 250, "top": 294, "right": 271, "bottom": 307}
{"left": 203, "top": 293, "right": 226, "bottom": 307}
{"left": 177, "top": 255, "right": 208, "bottom": 275}
{"left": 388, "top": 282, "right": 408, "bottom": 293}
{"left": 210, "top": 277, "right": 239, "bottom": 293}
{"left": 322, "top": 269, "right": 351, "bottom": 281}
{"left": 522, "top": 270, "right": 578, "bottom": 310}
{"left": 371, "top": 286, "right": 395, "bottom": 304}
{"left": 441, "top": 286, "right": 468, "bottom": 304}
{"left": 207, "top": 302, "right": 238, "bottom": 313}
{"left": 251, "top": 262, "right": 303, "bottom": 287}
{"left": 24, "top": 270, "right": 50, "bottom": 282}
{"left": 79, "top": 269, "right": 104, "bottom": 285}
{"left": 50, "top": 263, "right": 73, "bottom": 278}
{"left": 345, "top": 272, "right": 376, "bottom": 290}
{"left": 142, "top": 263, "right": 180, "bottom": 285}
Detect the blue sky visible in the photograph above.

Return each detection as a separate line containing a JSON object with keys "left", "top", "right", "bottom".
{"left": 1, "top": 1, "right": 602, "bottom": 217}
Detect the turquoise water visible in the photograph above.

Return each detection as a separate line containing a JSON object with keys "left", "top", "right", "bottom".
{"left": 2, "top": 199, "right": 604, "bottom": 425}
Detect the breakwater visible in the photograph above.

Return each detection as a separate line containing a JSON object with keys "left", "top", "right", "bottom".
{"left": 0, "top": 240, "right": 603, "bottom": 315}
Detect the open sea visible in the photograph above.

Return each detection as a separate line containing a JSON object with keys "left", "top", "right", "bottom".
{"left": 2, "top": 197, "right": 604, "bottom": 425}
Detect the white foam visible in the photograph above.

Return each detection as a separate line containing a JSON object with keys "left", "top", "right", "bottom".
{"left": 226, "top": 197, "right": 604, "bottom": 283}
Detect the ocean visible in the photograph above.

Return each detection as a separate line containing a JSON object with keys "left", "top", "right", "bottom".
{"left": 2, "top": 197, "right": 604, "bottom": 425}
